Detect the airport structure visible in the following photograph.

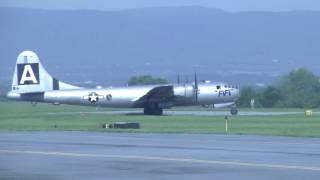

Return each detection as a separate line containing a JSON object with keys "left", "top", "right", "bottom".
{"left": 7, "top": 51, "right": 240, "bottom": 115}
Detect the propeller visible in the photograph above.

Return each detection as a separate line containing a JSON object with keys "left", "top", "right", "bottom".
{"left": 194, "top": 73, "right": 199, "bottom": 103}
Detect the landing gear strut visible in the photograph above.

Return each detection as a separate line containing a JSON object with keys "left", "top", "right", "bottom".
{"left": 144, "top": 104, "right": 163, "bottom": 115}
{"left": 230, "top": 106, "right": 238, "bottom": 115}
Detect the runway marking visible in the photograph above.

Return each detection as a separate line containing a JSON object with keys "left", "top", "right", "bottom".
{"left": 1, "top": 149, "right": 320, "bottom": 172}
{"left": 1, "top": 133, "right": 319, "bottom": 146}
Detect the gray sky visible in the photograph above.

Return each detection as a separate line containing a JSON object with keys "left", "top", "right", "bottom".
{"left": 1, "top": 0, "right": 320, "bottom": 12}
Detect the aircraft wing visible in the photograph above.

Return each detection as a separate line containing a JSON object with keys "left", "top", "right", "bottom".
{"left": 133, "top": 85, "right": 175, "bottom": 107}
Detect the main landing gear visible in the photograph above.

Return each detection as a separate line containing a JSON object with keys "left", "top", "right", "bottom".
{"left": 144, "top": 104, "right": 163, "bottom": 115}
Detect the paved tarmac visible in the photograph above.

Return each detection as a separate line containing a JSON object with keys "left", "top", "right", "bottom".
{"left": 1, "top": 132, "right": 320, "bottom": 180}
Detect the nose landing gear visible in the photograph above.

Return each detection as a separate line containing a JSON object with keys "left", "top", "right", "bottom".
{"left": 230, "top": 106, "right": 238, "bottom": 115}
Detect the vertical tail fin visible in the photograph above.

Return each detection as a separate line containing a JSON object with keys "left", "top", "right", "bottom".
{"left": 11, "top": 50, "right": 80, "bottom": 94}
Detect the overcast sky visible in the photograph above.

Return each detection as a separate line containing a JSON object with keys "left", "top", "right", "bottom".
{"left": 1, "top": 0, "right": 320, "bottom": 12}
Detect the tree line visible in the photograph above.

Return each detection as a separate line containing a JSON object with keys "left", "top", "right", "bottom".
{"left": 237, "top": 68, "right": 320, "bottom": 108}
{"left": 127, "top": 75, "right": 168, "bottom": 86}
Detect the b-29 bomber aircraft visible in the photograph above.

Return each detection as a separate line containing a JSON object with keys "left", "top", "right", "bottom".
{"left": 7, "top": 51, "right": 240, "bottom": 115}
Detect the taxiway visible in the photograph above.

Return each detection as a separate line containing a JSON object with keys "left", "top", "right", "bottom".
{"left": 1, "top": 132, "right": 320, "bottom": 179}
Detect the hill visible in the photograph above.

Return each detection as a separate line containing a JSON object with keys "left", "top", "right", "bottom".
{"left": 1, "top": 6, "right": 320, "bottom": 88}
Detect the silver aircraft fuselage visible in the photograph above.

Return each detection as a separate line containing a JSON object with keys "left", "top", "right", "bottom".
{"left": 8, "top": 83, "right": 239, "bottom": 108}
{"left": 7, "top": 51, "right": 240, "bottom": 115}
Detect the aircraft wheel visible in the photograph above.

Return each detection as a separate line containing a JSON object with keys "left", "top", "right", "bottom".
{"left": 144, "top": 105, "right": 163, "bottom": 115}
{"left": 144, "top": 107, "right": 151, "bottom": 115}
{"left": 230, "top": 107, "right": 238, "bottom": 116}
{"left": 154, "top": 108, "right": 163, "bottom": 115}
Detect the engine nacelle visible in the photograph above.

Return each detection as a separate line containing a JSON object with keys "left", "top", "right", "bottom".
{"left": 213, "top": 102, "right": 235, "bottom": 109}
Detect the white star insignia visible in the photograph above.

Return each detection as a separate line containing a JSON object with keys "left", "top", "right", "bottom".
{"left": 89, "top": 93, "right": 98, "bottom": 102}
{"left": 83, "top": 92, "right": 104, "bottom": 103}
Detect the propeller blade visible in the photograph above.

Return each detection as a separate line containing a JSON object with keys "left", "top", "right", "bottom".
{"left": 194, "top": 73, "right": 198, "bottom": 103}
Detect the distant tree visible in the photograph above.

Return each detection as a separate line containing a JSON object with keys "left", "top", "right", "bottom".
{"left": 0, "top": 86, "right": 7, "bottom": 102}
{"left": 277, "top": 68, "right": 320, "bottom": 108}
{"left": 260, "top": 86, "right": 282, "bottom": 108}
{"left": 237, "top": 69, "right": 320, "bottom": 108}
{"left": 128, "top": 75, "right": 168, "bottom": 86}
{"left": 237, "top": 86, "right": 261, "bottom": 108}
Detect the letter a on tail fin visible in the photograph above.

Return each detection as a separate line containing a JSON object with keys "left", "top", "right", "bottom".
{"left": 10, "top": 50, "right": 81, "bottom": 94}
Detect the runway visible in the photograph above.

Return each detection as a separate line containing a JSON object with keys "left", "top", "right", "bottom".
{"left": 1, "top": 132, "right": 320, "bottom": 180}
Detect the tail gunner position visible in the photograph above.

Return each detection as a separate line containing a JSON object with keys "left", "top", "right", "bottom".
{"left": 7, "top": 51, "right": 240, "bottom": 115}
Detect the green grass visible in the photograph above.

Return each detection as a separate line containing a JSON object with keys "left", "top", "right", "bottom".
{"left": 0, "top": 102, "right": 320, "bottom": 137}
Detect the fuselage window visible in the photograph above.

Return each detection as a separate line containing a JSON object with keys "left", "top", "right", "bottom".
{"left": 216, "top": 86, "right": 221, "bottom": 89}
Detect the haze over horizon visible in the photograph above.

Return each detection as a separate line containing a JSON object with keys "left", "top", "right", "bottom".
{"left": 1, "top": 0, "right": 320, "bottom": 93}
{"left": 1, "top": 0, "right": 320, "bottom": 12}
{"left": 1, "top": 6, "right": 320, "bottom": 89}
